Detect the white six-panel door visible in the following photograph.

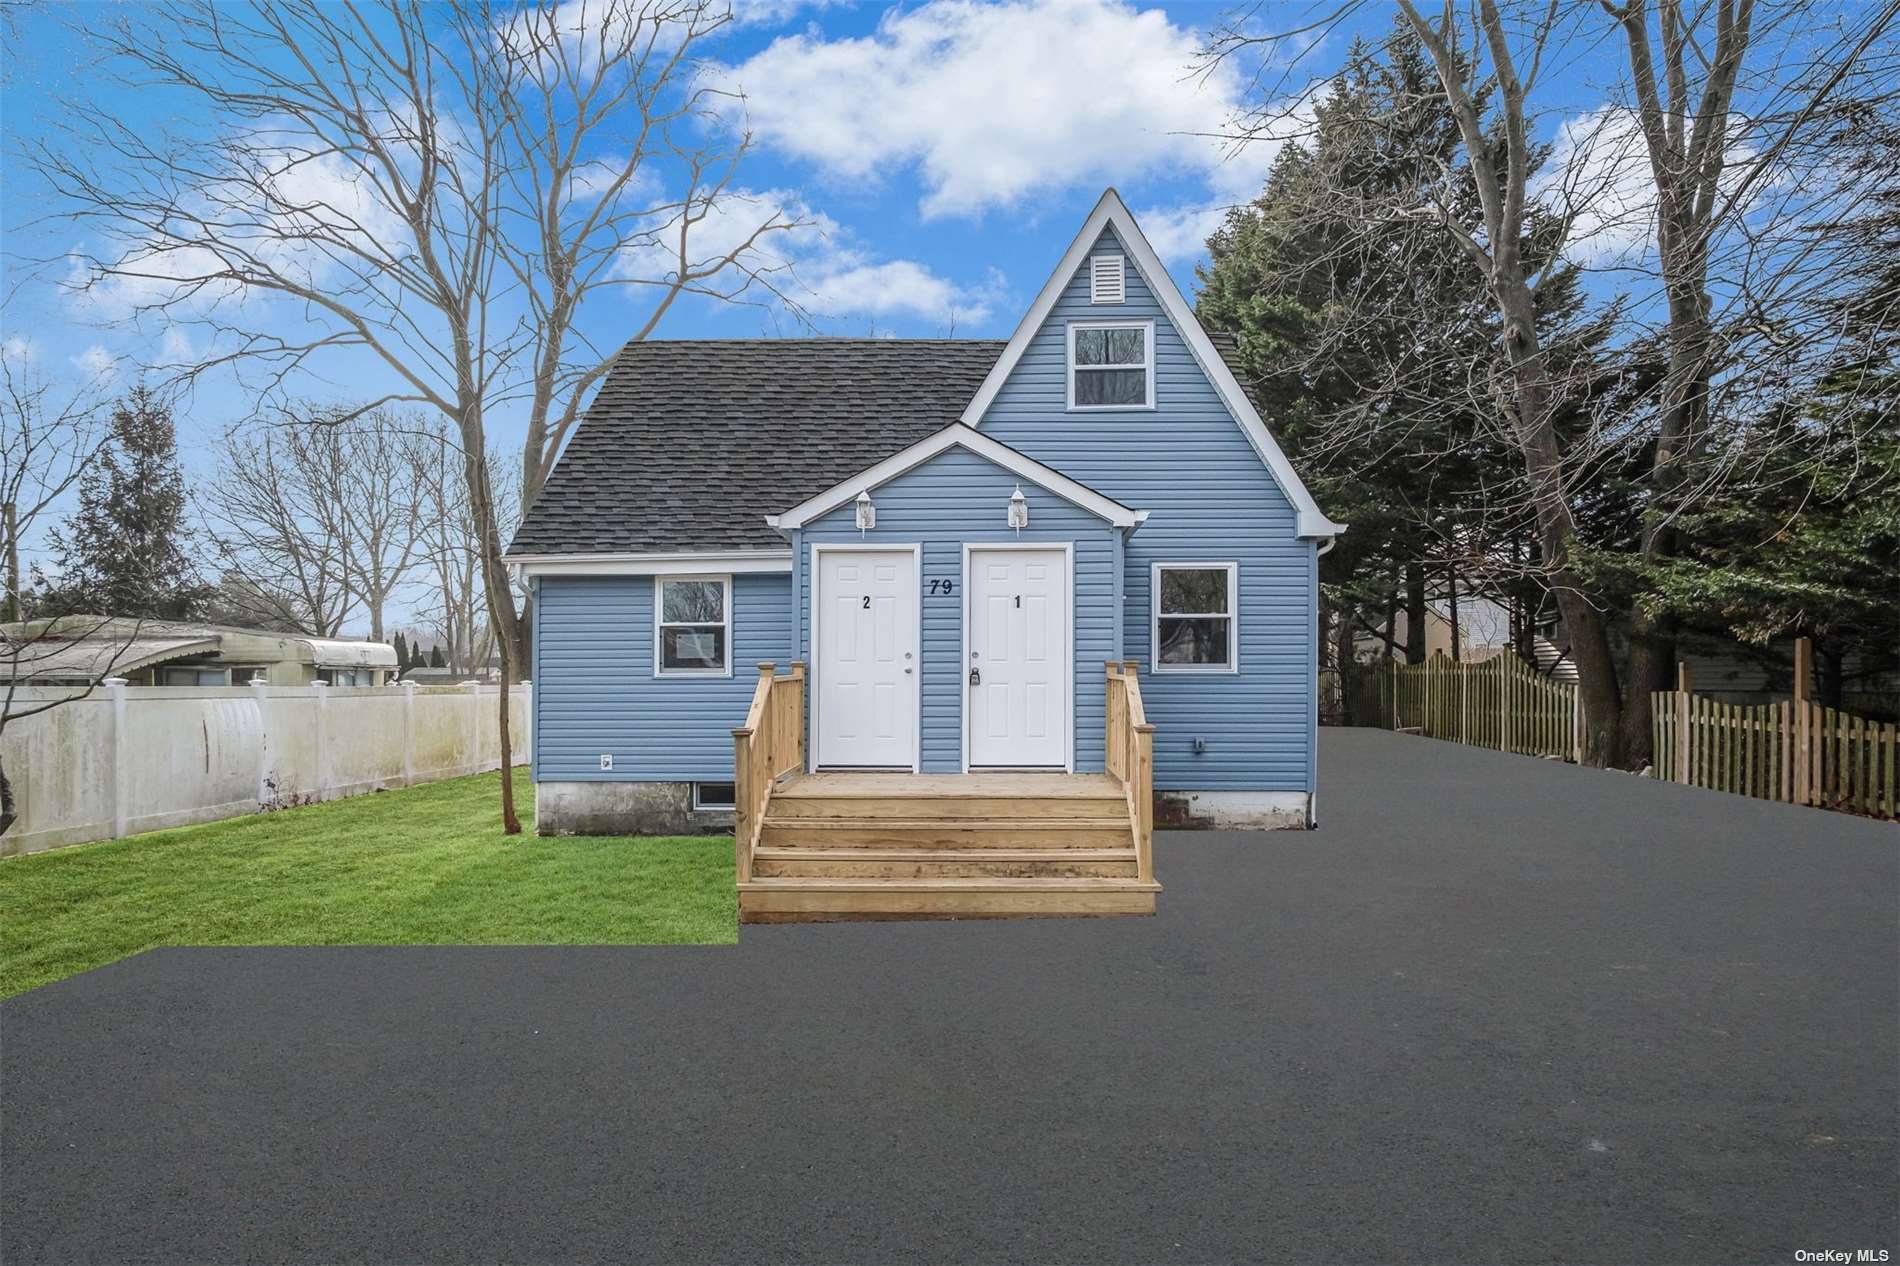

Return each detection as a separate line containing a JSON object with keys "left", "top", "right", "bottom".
{"left": 966, "top": 546, "right": 1070, "bottom": 769}
{"left": 814, "top": 547, "right": 919, "bottom": 769}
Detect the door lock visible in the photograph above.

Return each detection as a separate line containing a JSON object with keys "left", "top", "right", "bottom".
{"left": 969, "top": 667, "right": 981, "bottom": 686}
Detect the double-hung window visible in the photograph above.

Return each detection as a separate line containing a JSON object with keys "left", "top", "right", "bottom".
{"left": 1152, "top": 563, "right": 1237, "bottom": 672}
{"left": 655, "top": 575, "right": 731, "bottom": 676}
{"left": 1068, "top": 320, "right": 1154, "bottom": 410}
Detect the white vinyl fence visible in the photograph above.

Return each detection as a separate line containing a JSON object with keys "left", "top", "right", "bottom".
{"left": 2, "top": 681, "right": 530, "bottom": 857}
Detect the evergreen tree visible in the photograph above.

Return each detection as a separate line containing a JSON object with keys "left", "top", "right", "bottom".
{"left": 393, "top": 630, "right": 410, "bottom": 669}
{"left": 1197, "top": 21, "right": 1617, "bottom": 674}
{"left": 1642, "top": 127, "right": 1900, "bottom": 711}
{"left": 429, "top": 643, "right": 446, "bottom": 669}
{"left": 36, "top": 387, "right": 208, "bottom": 619}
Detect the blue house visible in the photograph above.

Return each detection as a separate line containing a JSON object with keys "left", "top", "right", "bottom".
{"left": 507, "top": 190, "right": 1343, "bottom": 921}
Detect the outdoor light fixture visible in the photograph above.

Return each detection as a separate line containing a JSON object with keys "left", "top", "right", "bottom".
{"left": 1007, "top": 484, "right": 1029, "bottom": 533}
{"left": 855, "top": 489, "right": 876, "bottom": 533}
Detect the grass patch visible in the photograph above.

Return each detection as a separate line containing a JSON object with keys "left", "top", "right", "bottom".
{"left": 0, "top": 769, "right": 734, "bottom": 998}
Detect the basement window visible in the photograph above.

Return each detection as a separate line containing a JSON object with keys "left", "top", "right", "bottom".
{"left": 1068, "top": 320, "right": 1153, "bottom": 410}
{"left": 692, "top": 782, "right": 736, "bottom": 812}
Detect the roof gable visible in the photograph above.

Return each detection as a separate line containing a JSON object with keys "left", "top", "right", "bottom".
{"left": 959, "top": 189, "right": 1343, "bottom": 539}
{"left": 769, "top": 424, "right": 1145, "bottom": 531}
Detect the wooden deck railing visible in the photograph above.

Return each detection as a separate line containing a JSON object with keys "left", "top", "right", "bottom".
{"left": 1105, "top": 660, "right": 1155, "bottom": 883}
{"left": 732, "top": 661, "right": 806, "bottom": 881}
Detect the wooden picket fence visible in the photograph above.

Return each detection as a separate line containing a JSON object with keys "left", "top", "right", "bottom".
{"left": 1651, "top": 667, "right": 1899, "bottom": 820}
{"left": 1391, "top": 652, "right": 1582, "bottom": 761}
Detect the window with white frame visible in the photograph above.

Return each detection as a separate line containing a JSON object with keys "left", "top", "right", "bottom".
{"left": 1068, "top": 320, "right": 1153, "bottom": 409}
{"left": 655, "top": 575, "right": 731, "bottom": 675}
{"left": 1152, "top": 563, "right": 1237, "bottom": 672}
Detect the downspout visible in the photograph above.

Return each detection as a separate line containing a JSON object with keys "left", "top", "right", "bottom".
{"left": 1311, "top": 537, "right": 1335, "bottom": 828}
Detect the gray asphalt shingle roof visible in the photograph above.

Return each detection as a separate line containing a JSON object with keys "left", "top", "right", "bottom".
{"left": 508, "top": 339, "right": 1007, "bottom": 556}
{"left": 507, "top": 333, "right": 1263, "bottom": 557}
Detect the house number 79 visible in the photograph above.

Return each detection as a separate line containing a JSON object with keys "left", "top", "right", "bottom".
{"left": 927, "top": 579, "right": 956, "bottom": 595}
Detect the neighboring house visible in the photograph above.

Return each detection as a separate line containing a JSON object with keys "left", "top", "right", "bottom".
{"left": 506, "top": 191, "right": 1343, "bottom": 919}
{"left": 398, "top": 665, "right": 499, "bottom": 685}
{"left": 1, "top": 617, "right": 397, "bottom": 687}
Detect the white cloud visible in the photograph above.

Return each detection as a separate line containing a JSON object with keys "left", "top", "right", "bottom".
{"left": 2, "top": 335, "right": 37, "bottom": 367}
{"left": 1131, "top": 201, "right": 1230, "bottom": 265}
{"left": 72, "top": 344, "right": 117, "bottom": 380}
{"left": 1538, "top": 104, "right": 1763, "bottom": 268}
{"left": 1536, "top": 106, "right": 1658, "bottom": 266}
{"left": 720, "top": 0, "right": 1282, "bottom": 237}
{"left": 620, "top": 187, "right": 1000, "bottom": 327}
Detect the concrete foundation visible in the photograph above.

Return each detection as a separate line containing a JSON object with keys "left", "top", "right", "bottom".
{"left": 535, "top": 781, "right": 732, "bottom": 837}
{"left": 1154, "top": 790, "right": 1310, "bottom": 831}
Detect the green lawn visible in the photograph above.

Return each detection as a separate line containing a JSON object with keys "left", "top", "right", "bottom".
{"left": 0, "top": 770, "right": 735, "bottom": 998}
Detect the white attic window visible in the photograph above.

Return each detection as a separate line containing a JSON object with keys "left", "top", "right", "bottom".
{"left": 1089, "top": 255, "right": 1125, "bottom": 304}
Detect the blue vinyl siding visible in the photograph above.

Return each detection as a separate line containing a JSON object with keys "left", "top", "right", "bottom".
{"left": 531, "top": 571, "right": 793, "bottom": 781}
{"left": 797, "top": 445, "right": 1118, "bottom": 773}
{"left": 977, "top": 226, "right": 1317, "bottom": 793}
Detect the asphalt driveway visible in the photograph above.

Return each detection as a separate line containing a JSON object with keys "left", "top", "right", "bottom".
{"left": 4, "top": 730, "right": 1894, "bottom": 1264}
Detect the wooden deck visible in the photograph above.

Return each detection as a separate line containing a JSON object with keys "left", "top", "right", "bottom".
{"left": 732, "top": 664, "right": 1159, "bottom": 923}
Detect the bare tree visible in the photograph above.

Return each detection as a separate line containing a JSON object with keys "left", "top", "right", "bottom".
{"left": 202, "top": 426, "right": 360, "bottom": 637}
{"left": 1209, "top": 0, "right": 1900, "bottom": 765}
{"left": 414, "top": 429, "right": 519, "bottom": 677}
{"left": 201, "top": 408, "right": 429, "bottom": 640}
{"left": 34, "top": 0, "right": 802, "bottom": 830}
{"left": 0, "top": 359, "right": 138, "bottom": 837}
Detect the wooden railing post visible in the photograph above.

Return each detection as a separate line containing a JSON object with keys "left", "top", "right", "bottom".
{"left": 731, "top": 724, "right": 754, "bottom": 882}
{"left": 1793, "top": 637, "right": 1812, "bottom": 806}
{"left": 1675, "top": 662, "right": 1693, "bottom": 786}
{"left": 790, "top": 661, "right": 807, "bottom": 773}
{"left": 1133, "top": 721, "right": 1155, "bottom": 883}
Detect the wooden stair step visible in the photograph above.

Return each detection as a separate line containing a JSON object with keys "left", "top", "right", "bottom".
{"left": 758, "top": 817, "right": 1134, "bottom": 848}
{"left": 738, "top": 876, "right": 1161, "bottom": 922}
{"left": 765, "top": 796, "right": 1129, "bottom": 820}
{"left": 751, "top": 846, "right": 1139, "bottom": 880}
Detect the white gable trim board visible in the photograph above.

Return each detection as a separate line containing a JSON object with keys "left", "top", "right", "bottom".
{"left": 768, "top": 423, "right": 1148, "bottom": 532}
{"left": 957, "top": 189, "right": 1346, "bottom": 540}
{"left": 510, "top": 549, "right": 792, "bottom": 577}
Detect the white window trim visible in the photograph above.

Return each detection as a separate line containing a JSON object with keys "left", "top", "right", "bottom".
{"left": 1067, "top": 318, "right": 1155, "bottom": 411}
{"left": 691, "top": 781, "right": 737, "bottom": 812}
{"left": 1151, "top": 562, "right": 1239, "bottom": 674}
{"left": 653, "top": 573, "right": 733, "bottom": 678}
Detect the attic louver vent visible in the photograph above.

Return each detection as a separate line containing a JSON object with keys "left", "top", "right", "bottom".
{"left": 1090, "top": 255, "right": 1125, "bottom": 304}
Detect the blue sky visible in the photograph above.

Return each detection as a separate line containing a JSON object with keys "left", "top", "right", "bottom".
{"left": 1, "top": 0, "right": 1854, "bottom": 596}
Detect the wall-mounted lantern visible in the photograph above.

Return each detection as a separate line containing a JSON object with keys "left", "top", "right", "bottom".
{"left": 855, "top": 489, "right": 876, "bottom": 534}
{"left": 1007, "top": 484, "right": 1029, "bottom": 533}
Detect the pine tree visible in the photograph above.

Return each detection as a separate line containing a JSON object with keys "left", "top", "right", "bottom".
{"left": 429, "top": 643, "right": 446, "bottom": 669}
{"left": 1197, "top": 20, "right": 1618, "bottom": 676}
{"left": 393, "top": 630, "right": 410, "bottom": 669}
{"left": 36, "top": 387, "right": 208, "bottom": 619}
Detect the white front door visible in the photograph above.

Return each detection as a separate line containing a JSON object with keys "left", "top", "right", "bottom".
{"left": 967, "top": 546, "right": 1069, "bottom": 769}
{"left": 814, "top": 548, "right": 919, "bottom": 769}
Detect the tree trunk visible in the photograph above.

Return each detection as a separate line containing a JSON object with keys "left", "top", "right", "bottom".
{"left": 4, "top": 501, "right": 20, "bottom": 624}
{"left": 0, "top": 754, "right": 14, "bottom": 838}
{"left": 1333, "top": 604, "right": 1356, "bottom": 724}
{"left": 1620, "top": 607, "right": 1674, "bottom": 767}
{"left": 1447, "top": 562, "right": 1461, "bottom": 661}
{"left": 1404, "top": 563, "right": 1427, "bottom": 664}
{"left": 1818, "top": 640, "right": 1846, "bottom": 709}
